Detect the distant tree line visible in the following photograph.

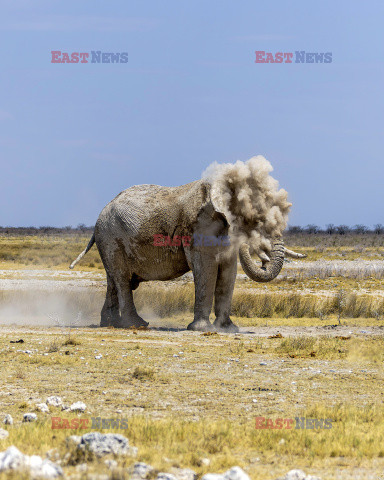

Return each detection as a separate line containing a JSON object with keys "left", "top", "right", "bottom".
{"left": 0, "top": 224, "right": 94, "bottom": 235}
{"left": 287, "top": 224, "right": 384, "bottom": 235}
{"left": 0, "top": 223, "right": 383, "bottom": 236}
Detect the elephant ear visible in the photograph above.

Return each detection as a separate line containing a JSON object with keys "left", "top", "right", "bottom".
{"left": 196, "top": 182, "right": 230, "bottom": 228}
{"left": 197, "top": 182, "right": 229, "bottom": 230}
{"left": 207, "top": 182, "right": 231, "bottom": 225}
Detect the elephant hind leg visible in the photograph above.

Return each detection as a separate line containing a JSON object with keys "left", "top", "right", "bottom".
{"left": 114, "top": 273, "right": 149, "bottom": 329}
{"left": 100, "top": 275, "right": 121, "bottom": 327}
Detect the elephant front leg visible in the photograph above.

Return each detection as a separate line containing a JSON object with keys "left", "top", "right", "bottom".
{"left": 187, "top": 252, "right": 218, "bottom": 332}
{"left": 213, "top": 252, "right": 239, "bottom": 333}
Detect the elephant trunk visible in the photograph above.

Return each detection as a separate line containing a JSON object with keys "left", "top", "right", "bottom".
{"left": 239, "top": 239, "right": 285, "bottom": 283}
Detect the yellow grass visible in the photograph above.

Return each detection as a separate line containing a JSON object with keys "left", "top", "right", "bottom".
{"left": 1, "top": 326, "right": 384, "bottom": 479}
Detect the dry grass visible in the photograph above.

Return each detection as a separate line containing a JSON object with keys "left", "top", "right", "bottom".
{"left": 0, "top": 326, "right": 384, "bottom": 479}
{"left": 1, "top": 233, "right": 384, "bottom": 478}
{"left": 0, "top": 235, "right": 103, "bottom": 270}
{"left": 136, "top": 286, "right": 384, "bottom": 320}
{"left": 1, "top": 233, "right": 384, "bottom": 271}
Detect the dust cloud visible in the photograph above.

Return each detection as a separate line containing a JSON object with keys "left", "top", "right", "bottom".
{"left": 203, "top": 155, "right": 291, "bottom": 255}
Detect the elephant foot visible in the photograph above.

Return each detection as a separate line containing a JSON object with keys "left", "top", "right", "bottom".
{"left": 213, "top": 318, "right": 239, "bottom": 333}
{"left": 120, "top": 315, "right": 149, "bottom": 329}
{"left": 187, "top": 319, "right": 214, "bottom": 332}
{"left": 100, "top": 314, "right": 122, "bottom": 328}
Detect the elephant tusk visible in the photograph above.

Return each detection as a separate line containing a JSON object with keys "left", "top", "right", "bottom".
{"left": 257, "top": 251, "right": 271, "bottom": 263}
{"left": 284, "top": 247, "right": 307, "bottom": 259}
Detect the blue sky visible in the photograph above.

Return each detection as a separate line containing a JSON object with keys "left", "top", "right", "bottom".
{"left": 0, "top": 0, "right": 383, "bottom": 227}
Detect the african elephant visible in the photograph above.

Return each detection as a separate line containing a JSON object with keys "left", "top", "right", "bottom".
{"left": 69, "top": 156, "right": 305, "bottom": 332}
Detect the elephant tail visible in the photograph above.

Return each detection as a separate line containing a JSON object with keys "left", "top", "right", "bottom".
{"left": 69, "top": 232, "right": 95, "bottom": 269}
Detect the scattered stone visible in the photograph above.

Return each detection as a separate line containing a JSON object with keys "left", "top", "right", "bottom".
{"left": 23, "top": 413, "right": 37, "bottom": 423}
{"left": 77, "top": 432, "right": 131, "bottom": 457}
{"left": 10, "top": 339, "right": 24, "bottom": 344}
{"left": 279, "top": 470, "right": 321, "bottom": 480}
{"left": 46, "top": 396, "right": 63, "bottom": 408}
{"left": 202, "top": 467, "right": 250, "bottom": 480}
{"left": 157, "top": 474, "right": 177, "bottom": 480}
{"left": 36, "top": 403, "right": 50, "bottom": 413}
{"left": 224, "top": 467, "right": 250, "bottom": 480}
{"left": 0, "top": 429, "right": 9, "bottom": 440}
{"left": 3, "top": 415, "right": 13, "bottom": 426}
{"left": 69, "top": 402, "right": 86, "bottom": 412}
{"left": 279, "top": 438, "right": 285, "bottom": 445}
{"left": 0, "top": 446, "right": 62, "bottom": 478}
{"left": 131, "top": 461, "right": 154, "bottom": 479}
{"left": 95, "top": 354, "right": 103, "bottom": 359}
{"left": 170, "top": 467, "right": 197, "bottom": 480}
{"left": 105, "top": 459, "right": 118, "bottom": 468}
{"left": 259, "top": 362, "right": 267, "bottom": 366}
{"left": 200, "top": 458, "right": 210, "bottom": 466}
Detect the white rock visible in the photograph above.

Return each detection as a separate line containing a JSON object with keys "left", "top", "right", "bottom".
{"left": 201, "top": 475, "right": 224, "bottom": 480}
{"left": 157, "top": 474, "right": 178, "bottom": 480}
{"left": 200, "top": 458, "right": 210, "bottom": 466}
{"left": 281, "top": 470, "right": 321, "bottom": 480}
{"left": 131, "top": 461, "right": 154, "bottom": 479}
{"left": 77, "top": 432, "right": 130, "bottom": 457}
{"left": 223, "top": 467, "right": 250, "bottom": 480}
{"left": 0, "top": 429, "right": 9, "bottom": 440}
{"left": 0, "top": 446, "right": 62, "bottom": 478}
{"left": 36, "top": 403, "right": 50, "bottom": 413}
{"left": 23, "top": 413, "right": 37, "bottom": 423}
{"left": 46, "top": 396, "right": 63, "bottom": 407}
{"left": 3, "top": 415, "right": 13, "bottom": 426}
{"left": 95, "top": 354, "right": 103, "bottom": 359}
{"left": 170, "top": 467, "right": 197, "bottom": 480}
{"left": 69, "top": 402, "right": 86, "bottom": 412}
{"left": 202, "top": 467, "right": 250, "bottom": 480}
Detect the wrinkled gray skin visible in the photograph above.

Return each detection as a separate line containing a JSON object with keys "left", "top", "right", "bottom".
{"left": 70, "top": 180, "right": 303, "bottom": 332}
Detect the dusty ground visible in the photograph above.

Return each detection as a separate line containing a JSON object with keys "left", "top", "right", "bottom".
{"left": 0, "top": 248, "right": 384, "bottom": 479}
{"left": 0, "top": 324, "right": 384, "bottom": 480}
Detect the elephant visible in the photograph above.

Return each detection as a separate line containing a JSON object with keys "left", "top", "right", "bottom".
{"left": 69, "top": 157, "right": 305, "bottom": 332}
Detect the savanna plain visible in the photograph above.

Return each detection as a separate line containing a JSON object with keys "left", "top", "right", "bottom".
{"left": 0, "top": 232, "right": 384, "bottom": 480}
